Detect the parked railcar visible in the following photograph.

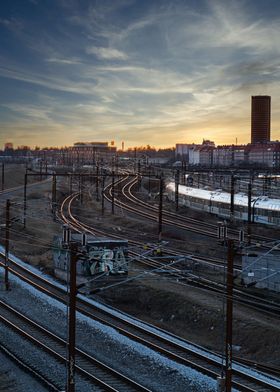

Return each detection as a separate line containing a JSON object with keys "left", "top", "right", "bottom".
{"left": 166, "top": 182, "right": 280, "bottom": 226}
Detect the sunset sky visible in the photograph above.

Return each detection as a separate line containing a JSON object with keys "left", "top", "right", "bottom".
{"left": 1, "top": 0, "right": 280, "bottom": 149}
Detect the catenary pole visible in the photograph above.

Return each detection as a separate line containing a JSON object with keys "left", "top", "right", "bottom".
{"left": 23, "top": 171, "right": 27, "bottom": 228}
{"left": 230, "top": 175, "right": 235, "bottom": 219}
{"left": 5, "top": 199, "right": 10, "bottom": 290}
{"left": 111, "top": 171, "right": 115, "bottom": 215}
{"left": 52, "top": 174, "right": 57, "bottom": 217}
{"left": 67, "top": 241, "right": 78, "bottom": 392}
{"left": 102, "top": 175, "right": 105, "bottom": 215}
{"left": 225, "top": 239, "right": 234, "bottom": 392}
{"left": 247, "top": 182, "right": 252, "bottom": 245}
{"left": 158, "top": 176, "right": 163, "bottom": 241}
{"left": 96, "top": 165, "right": 99, "bottom": 201}
{"left": 1, "top": 163, "right": 4, "bottom": 191}
{"left": 175, "top": 169, "right": 179, "bottom": 211}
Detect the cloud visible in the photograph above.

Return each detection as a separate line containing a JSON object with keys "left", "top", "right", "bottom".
{"left": 1, "top": 0, "right": 280, "bottom": 148}
{"left": 207, "top": 1, "right": 280, "bottom": 54}
{"left": 46, "top": 57, "right": 82, "bottom": 65}
{"left": 0, "top": 17, "right": 23, "bottom": 32}
{"left": 86, "top": 46, "right": 128, "bottom": 60}
{"left": 2, "top": 103, "right": 51, "bottom": 121}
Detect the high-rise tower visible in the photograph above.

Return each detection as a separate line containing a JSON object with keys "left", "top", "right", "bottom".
{"left": 251, "top": 95, "right": 271, "bottom": 144}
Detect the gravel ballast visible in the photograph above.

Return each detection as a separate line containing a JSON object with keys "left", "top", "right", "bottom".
{"left": 0, "top": 269, "right": 218, "bottom": 392}
{"left": 0, "top": 349, "right": 48, "bottom": 392}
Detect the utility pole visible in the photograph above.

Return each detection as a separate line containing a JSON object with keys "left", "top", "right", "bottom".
{"left": 184, "top": 163, "right": 187, "bottom": 185}
{"left": 111, "top": 171, "right": 115, "bottom": 215}
{"left": 134, "top": 148, "right": 137, "bottom": 173}
{"left": 67, "top": 240, "right": 78, "bottom": 392}
{"left": 158, "top": 176, "right": 163, "bottom": 242}
{"left": 137, "top": 160, "right": 141, "bottom": 191}
{"left": 5, "top": 199, "right": 10, "bottom": 291}
{"left": 225, "top": 239, "right": 234, "bottom": 392}
{"left": 23, "top": 171, "right": 27, "bottom": 228}
{"left": 148, "top": 166, "right": 151, "bottom": 195}
{"left": 115, "top": 154, "right": 118, "bottom": 175}
{"left": 137, "top": 160, "right": 141, "bottom": 175}
{"left": 69, "top": 174, "right": 73, "bottom": 194}
{"left": 101, "top": 175, "right": 105, "bottom": 215}
{"left": 39, "top": 160, "right": 43, "bottom": 181}
{"left": 52, "top": 174, "right": 57, "bottom": 219}
{"left": 78, "top": 174, "right": 82, "bottom": 204}
{"left": 247, "top": 182, "right": 252, "bottom": 245}
{"left": 81, "top": 174, "right": 84, "bottom": 204}
{"left": 230, "top": 175, "right": 235, "bottom": 220}
{"left": 1, "top": 163, "right": 4, "bottom": 191}
{"left": 96, "top": 165, "right": 99, "bottom": 201}
{"left": 175, "top": 169, "right": 179, "bottom": 211}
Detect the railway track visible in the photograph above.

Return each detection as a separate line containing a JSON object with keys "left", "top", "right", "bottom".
{"left": 105, "top": 175, "right": 276, "bottom": 245}
{"left": 0, "top": 300, "right": 151, "bottom": 391}
{"left": 66, "top": 178, "right": 279, "bottom": 318}
{"left": 106, "top": 175, "right": 217, "bottom": 238}
{"left": 57, "top": 193, "right": 280, "bottom": 391}
{"left": 60, "top": 192, "right": 280, "bottom": 317}
{"left": 0, "top": 342, "right": 61, "bottom": 391}
{"left": 2, "top": 250, "right": 279, "bottom": 392}
{"left": 0, "top": 181, "right": 279, "bottom": 391}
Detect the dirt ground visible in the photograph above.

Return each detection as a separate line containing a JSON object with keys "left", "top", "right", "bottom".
{"left": 0, "top": 163, "right": 27, "bottom": 189}
{"left": 0, "top": 164, "right": 61, "bottom": 269}
{"left": 96, "top": 273, "right": 280, "bottom": 366}
{"left": 1, "top": 165, "right": 280, "bottom": 371}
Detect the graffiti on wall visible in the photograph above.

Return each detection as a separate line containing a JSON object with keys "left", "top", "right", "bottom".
{"left": 82, "top": 246, "right": 127, "bottom": 275}
{"left": 53, "top": 236, "right": 128, "bottom": 276}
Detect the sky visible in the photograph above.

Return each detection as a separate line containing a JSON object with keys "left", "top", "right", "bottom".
{"left": 0, "top": 0, "right": 280, "bottom": 149}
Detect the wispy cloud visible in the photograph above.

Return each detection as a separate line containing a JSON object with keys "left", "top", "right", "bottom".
{"left": 46, "top": 57, "right": 82, "bottom": 65}
{"left": 86, "top": 46, "right": 128, "bottom": 60}
{"left": 0, "top": 0, "right": 280, "bottom": 148}
{"left": 0, "top": 17, "right": 24, "bottom": 32}
{"left": 2, "top": 103, "right": 51, "bottom": 121}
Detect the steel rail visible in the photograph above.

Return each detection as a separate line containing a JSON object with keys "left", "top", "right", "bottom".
{"left": 0, "top": 342, "right": 61, "bottom": 391}
{"left": 111, "top": 175, "right": 275, "bottom": 244}
{"left": 57, "top": 194, "right": 280, "bottom": 390}
{"left": 0, "top": 300, "right": 151, "bottom": 392}
{"left": 0, "top": 188, "right": 276, "bottom": 390}
{"left": 105, "top": 176, "right": 217, "bottom": 238}
{"left": 1, "top": 231, "right": 279, "bottom": 390}
{"left": 2, "top": 248, "right": 279, "bottom": 392}
{"left": 60, "top": 192, "right": 280, "bottom": 317}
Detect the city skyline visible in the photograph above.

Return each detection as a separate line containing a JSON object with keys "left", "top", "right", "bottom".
{"left": 1, "top": 0, "right": 280, "bottom": 148}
